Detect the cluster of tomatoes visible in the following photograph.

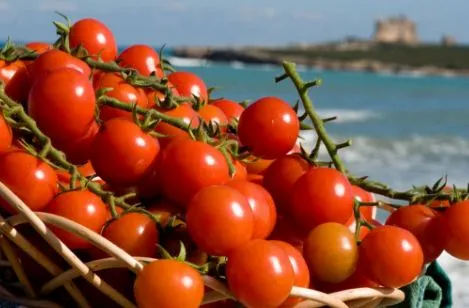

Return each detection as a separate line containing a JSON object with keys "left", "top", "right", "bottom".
{"left": 1, "top": 16, "right": 469, "bottom": 308}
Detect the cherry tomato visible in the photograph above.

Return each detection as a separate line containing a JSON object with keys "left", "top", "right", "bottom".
{"left": 226, "top": 239, "right": 295, "bottom": 308}
{"left": 360, "top": 225, "right": 424, "bottom": 288}
{"left": 146, "top": 82, "right": 179, "bottom": 108}
{"left": 134, "top": 259, "right": 204, "bottom": 308}
{"left": 0, "top": 60, "right": 26, "bottom": 87}
{"left": 69, "top": 18, "right": 118, "bottom": 62}
{"left": 55, "top": 121, "right": 100, "bottom": 165}
{"left": 271, "top": 240, "right": 310, "bottom": 308}
{"left": 244, "top": 156, "right": 274, "bottom": 175}
{"left": 102, "top": 212, "right": 159, "bottom": 257}
{"left": 25, "top": 41, "right": 52, "bottom": 54}
{"left": 198, "top": 104, "right": 228, "bottom": 132}
{"left": 268, "top": 215, "right": 308, "bottom": 252}
{"left": 0, "top": 114, "right": 12, "bottom": 153}
{"left": 167, "top": 71, "right": 208, "bottom": 103}
{"left": 158, "top": 139, "right": 230, "bottom": 207}
{"left": 57, "top": 161, "right": 98, "bottom": 189}
{"left": 238, "top": 96, "right": 299, "bottom": 159}
{"left": 154, "top": 103, "right": 200, "bottom": 148}
{"left": 263, "top": 154, "right": 311, "bottom": 213}
{"left": 441, "top": 200, "right": 469, "bottom": 260}
{"left": 45, "top": 190, "right": 108, "bottom": 249}
{"left": 289, "top": 167, "right": 354, "bottom": 231}
{"left": 0, "top": 150, "right": 58, "bottom": 214}
{"left": 345, "top": 185, "right": 376, "bottom": 236}
{"left": 303, "top": 222, "right": 358, "bottom": 283}
{"left": 385, "top": 204, "right": 444, "bottom": 264}
{"left": 186, "top": 185, "right": 253, "bottom": 256}
{"left": 117, "top": 44, "right": 163, "bottom": 77}
{"left": 211, "top": 98, "right": 245, "bottom": 121}
{"left": 4, "top": 62, "right": 32, "bottom": 105}
{"left": 225, "top": 180, "right": 277, "bottom": 239}
{"left": 147, "top": 199, "right": 181, "bottom": 228}
{"left": 232, "top": 158, "right": 248, "bottom": 181}
{"left": 429, "top": 186, "right": 453, "bottom": 209}
{"left": 28, "top": 68, "right": 96, "bottom": 144}
{"left": 90, "top": 117, "right": 160, "bottom": 187}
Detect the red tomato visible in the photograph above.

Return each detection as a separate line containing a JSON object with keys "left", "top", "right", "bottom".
{"left": 55, "top": 121, "right": 99, "bottom": 165}
{"left": 271, "top": 240, "right": 310, "bottom": 308}
{"left": 28, "top": 68, "right": 96, "bottom": 144}
{"left": 211, "top": 98, "right": 245, "bottom": 121}
{"left": 25, "top": 41, "right": 52, "bottom": 54}
{"left": 268, "top": 215, "right": 308, "bottom": 252}
{"left": 158, "top": 139, "right": 230, "bottom": 207}
{"left": 385, "top": 204, "right": 444, "bottom": 264}
{"left": 29, "top": 49, "right": 91, "bottom": 82}
{"left": 429, "top": 186, "right": 453, "bottom": 209}
{"left": 167, "top": 71, "right": 208, "bottom": 103}
{"left": 45, "top": 190, "right": 108, "bottom": 249}
{"left": 244, "top": 157, "right": 274, "bottom": 175}
{"left": 198, "top": 104, "right": 228, "bottom": 132}
{"left": 57, "top": 161, "right": 98, "bottom": 189}
{"left": 134, "top": 259, "right": 204, "bottom": 308}
{"left": 154, "top": 103, "right": 200, "bottom": 148}
{"left": 232, "top": 158, "right": 248, "bottom": 181}
{"left": 4, "top": 62, "right": 32, "bottom": 105}
{"left": 0, "top": 150, "right": 58, "bottom": 214}
{"left": 102, "top": 212, "right": 159, "bottom": 257}
{"left": 225, "top": 180, "right": 277, "bottom": 239}
{"left": 0, "top": 114, "right": 12, "bottom": 153}
{"left": 345, "top": 185, "right": 376, "bottom": 236}
{"left": 360, "top": 225, "right": 424, "bottom": 288}
{"left": 0, "top": 60, "right": 26, "bottom": 87}
{"left": 69, "top": 18, "right": 118, "bottom": 62}
{"left": 117, "top": 44, "right": 163, "bottom": 77}
{"left": 441, "top": 200, "right": 469, "bottom": 260}
{"left": 146, "top": 81, "right": 180, "bottom": 108}
{"left": 186, "top": 185, "right": 253, "bottom": 256}
{"left": 238, "top": 96, "right": 299, "bottom": 159}
{"left": 226, "top": 239, "right": 295, "bottom": 308}
{"left": 303, "top": 222, "right": 358, "bottom": 283}
{"left": 263, "top": 154, "right": 311, "bottom": 213}
{"left": 147, "top": 199, "right": 181, "bottom": 228}
{"left": 289, "top": 167, "right": 354, "bottom": 231}
{"left": 90, "top": 117, "right": 160, "bottom": 187}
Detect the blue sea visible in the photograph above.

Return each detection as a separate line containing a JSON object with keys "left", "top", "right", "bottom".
{"left": 168, "top": 56, "right": 469, "bottom": 306}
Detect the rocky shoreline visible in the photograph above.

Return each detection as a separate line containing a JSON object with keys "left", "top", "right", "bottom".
{"left": 172, "top": 46, "right": 469, "bottom": 77}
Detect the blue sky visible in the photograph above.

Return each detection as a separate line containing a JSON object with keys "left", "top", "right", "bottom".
{"left": 0, "top": 0, "right": 468, "bottom": 46}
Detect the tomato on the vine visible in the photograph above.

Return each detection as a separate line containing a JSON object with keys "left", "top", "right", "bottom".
{"left": 226, "top": 239, "right": 295, "bottom": 308}
{"left": 441, "top": 200, "right": 469, "bottom": 260}
{"left": 429, "top": 186, "right": 453, "bottom": 209}
{"left": 167, "top": 71, "right": 208, "bottom": 103}
{"left": 359, "top": 225, "right": 424, "bottom": 288}
{"left": 303, "top": 222, "right": 358, "bottom": 283}
{"left": 45, "top": 190, "right": 108, "bottom": 249}
{"left": 186, "top": 185, "right": 253, "bottom": 256}
{"left": 232, "top": 158, "right": 248, "bottom": 181}
{"left": 102, "top": 212, "right": 159, "bottom": 257}
{"left": 146, "top": 81, "right": 179, "bottom": 108}
{"left": 345, "top": 185, "right": 376, "bottom": 236}
{"left": 244, "top": 156, "right": 274, "bottom": 175}
{"left": 69, "top": 18, "right": 118, "bottom": 62}
{"left": 30, "top": 49, "right": 91, "bottom": 82}
{"left": 90, "top": 117, "right": 160, "bottom": 187}
{"left": 0, "top": 60, "right": 26, "bottom": 87}
{"left": 198, "top": 104, "right": 228, "bottom": 132}
{"left": 147, "top": 199, "right": 181, "bottom": 228}
{"left": 268, "top": 215, "right": 308, "bottom": 252}
{"left": 158, "top": 139, "right": 230, "bottom": 207}
{"left": 134, "top": 259, "right": 204, "bottom": 308}
{"left": 0, "top": 150, "right": 58, "bottom": 214}
{"left": 25, "top": 42, "right": 52, "bottom": 54}
{"left": 289, "top": 167, "right": 354, "bottom": 231}
{"left": 211, "top": 98, "right": 245, "bottom": 121}
{"left": 225, "top": 180, "right": 277, "bottom": 239}
{"left": 117, "top": 44, "right": 163, "bottom": 77}
{"left": 56, "top": 121, "right": 100, "bottom": 165}
{"left": 237, "top": 96, "right": 299, "bottom": 159}
{"left": 0, "top": 114, "right": 12, "bottom": 153}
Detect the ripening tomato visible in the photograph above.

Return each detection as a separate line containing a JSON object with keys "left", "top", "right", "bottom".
{"left": 289, "top": 167, "right": 354, "bottom": 231}
{"left": 198, "top": 104, "right": 228, "bottom": 131}
{"left": 134, "top": 260, "right": 204, "bottom": 308}
{"left": 25, "top": 41, "right": 52, "bottom": 54}
{"left": 55, "top": 121, "right": 99, "bottom": 165}
{"left": 90, "top": 118, "right": 160, "bottom": 187}
{"left": 45, "top": 190, "right": 108, "bottom": 249}
{"left": 0, "top": 114, "right": 12, "bottom": 153}
{"left": 441, "top": 200, "right": 469, "bottom": 260}
{"left": 117, "top": 45, "right": 163, "bottom": 77}
{"left": 158, "top": 139, "right": 230, "bottom": 207}
{"left": 303, "top": 222, "right": 358, "bottom": 283}
{"left": 186, "top": 185, "right": 253, "bottom": 256}
{"left": 226, "top": 239, "right": 295, "bottom": 308}
{"left": 102, "top": 212, "right": 159, "bottom": 257}
{"left": 28, "top": 68, "right": 97, "bottom": 144}
{"left": 69, "top": 18, "right": 118, "bottom": 62}
{"left": 385, "top": 204, "right": 444, "bottom": 264}
{"left": 211, "top": 98, "right": 245, "bottom": 122}
{"left": 360, "top": 225, "right": 424, "bottom": 288}
{"left": 167, "top": 71, "right": 208, "bottom": 103}
{"left": 268, "top": 215, "right": 308, "bottom": 252}
{"left": 154, "top": 103, "right": 200, "bottom": 148}
{"left": 225, "top": 180, "right": 277, "bottom": 239}
{"left": 271, "top": 240, "right": 310, "bottom": 308}
{"left": 238, "top": 96, "right": 299, "bottom": 159}
{"left": 263, "top": 154, "right": 311, "bottom": 213}
{"left": 0, "top": 150, "right": 58, "bottom": 214}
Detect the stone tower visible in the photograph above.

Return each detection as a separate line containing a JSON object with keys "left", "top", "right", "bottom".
{"left": 374, "top": 16, "right": 418, "bottom": 45}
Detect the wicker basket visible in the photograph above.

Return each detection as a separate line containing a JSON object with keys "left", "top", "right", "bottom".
{"left": 0, "top": 181, "right": 405, "bottom": 308}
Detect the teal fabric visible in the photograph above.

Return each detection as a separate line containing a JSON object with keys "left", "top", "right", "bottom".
{"left": 391, "top": 261, "right": 452, "bottom": 308}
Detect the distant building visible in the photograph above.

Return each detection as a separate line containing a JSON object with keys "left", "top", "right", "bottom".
{"left": 373, "top": 16, "right": 419, "bottom": 45}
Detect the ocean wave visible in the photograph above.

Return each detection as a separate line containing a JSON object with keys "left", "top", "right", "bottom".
{"left": 306, "top": 108, "right": 381, "bottom": 123}
{"left": 168, "top": 56, "right": 210, "bottom": 68}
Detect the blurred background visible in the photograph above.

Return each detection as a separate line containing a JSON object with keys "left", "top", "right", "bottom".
{"left": 1, "top": 0, "right": 469, "bottom": 306}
